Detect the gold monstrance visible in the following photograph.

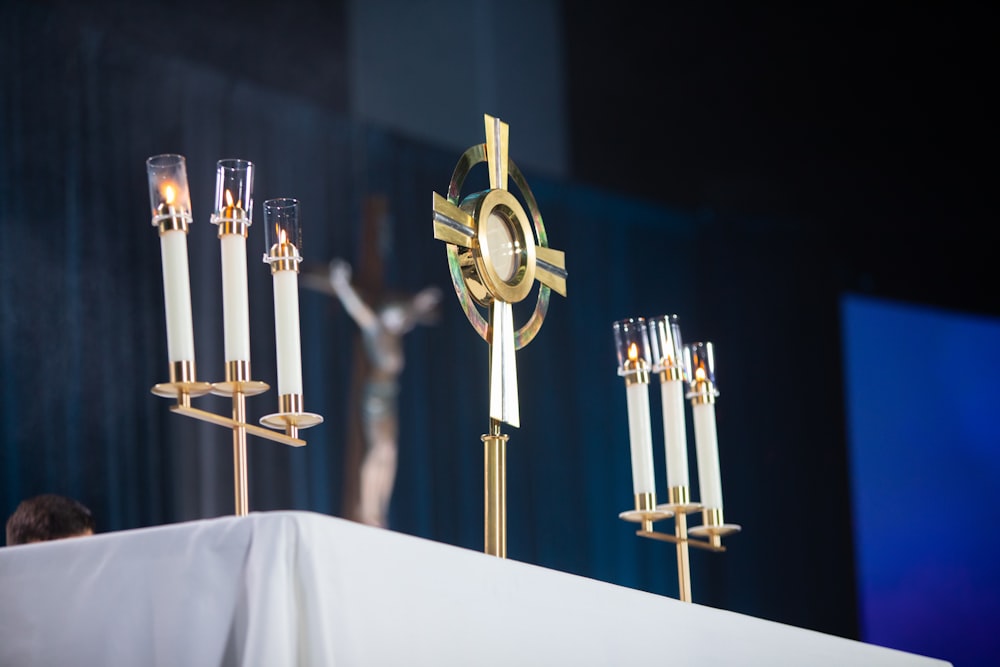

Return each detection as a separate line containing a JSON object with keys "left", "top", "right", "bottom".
{"left": 432, "top": 114, "right": 567, "bottom": 557}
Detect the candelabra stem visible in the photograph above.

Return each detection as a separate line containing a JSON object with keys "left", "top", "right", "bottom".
{"left": 232, "top": 390, "right": 249, "bottom": 516}
{"left": 483, "top": 419, "right": 508, "bottom": 558}
{"left": 675, "top": 511, "right": 692, "bottom": 602}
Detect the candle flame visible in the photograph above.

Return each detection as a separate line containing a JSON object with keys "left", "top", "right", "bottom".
{"left": 225, "top": 189, "right": 234, "bottom": 207}
{"left": 161, "top": 181, "right": 177, "bottom": 205}
{"left": 695, "top": 366, "right": 707, "bottom": 381}
{"left": 628, "top": 342, "right": 638, "bottom": 362}
{"left": 277, "top": 225, "right": 288, "bottom": 245}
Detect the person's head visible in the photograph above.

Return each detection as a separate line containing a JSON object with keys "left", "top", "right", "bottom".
{"left": 5, "top": 494, "right": 95, "bottom": 546}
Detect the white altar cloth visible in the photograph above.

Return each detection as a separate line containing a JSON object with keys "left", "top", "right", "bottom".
{"left": 0, "top": 511, "right": 950, "bottom": 666}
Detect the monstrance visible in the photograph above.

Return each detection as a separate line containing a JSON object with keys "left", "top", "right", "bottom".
{"left": 432, "top": 114, "right": 567, "bottom": 557}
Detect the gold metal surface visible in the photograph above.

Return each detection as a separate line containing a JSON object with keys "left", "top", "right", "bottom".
{"left": 268, "top": 243, "right": 301, "bottom": 273}
{"left": 703, "top": 507, "right": 724, "bottom": 528}
{"left": 675, "top": 511, "right": 692, "bottom": 602}
{"left": 635, "top": 529, "right": 726, "bottom": 552}
{"left": 432, "top": 114, "right": 568, "bottom": 557}
{"left": 688, "top": 506, "right": 742, "bottom": 545}
{"left": 232, "top": 390, "right": 249, "bottom": 516}
{"left": 669, "top": 485, "right": 690, "bottom": 505}
{"left": 534, "top": 246, "right": 567, "bottom": 297}
{"left": 635, "top": 492, "right": 656, "bottom": 512}
{"left": 151, "top": 361, "right": 212, "bottom": 400}
{"left": 471, "top": 189, "right": 536, "bottom": 304}
{"left": 217, "top": 218, "right": 249, "bottom": 238}
{"left": 279, "top": 393, "right": 302, "bottom": 414}
{"left": 172, "top": 404, "right": 305, "bottom": 446}
{"left": 157, "top": 216, "right": 189, "bottom": 234}
{"left": 619, "top": 492, "right": 672, "bottom": 529}
{"left": 228, "top": 360, "right": 249, "bottom": 383}
{"left": 656, "top": 485, "right": 703, "bottom": 514}
{"left": 622, "top": 358, "right": 650, "bottom": 386}
{"left": 690, "top": 379, "right": 717, "bottom": 405}
{"left": 482, "top": 420, "right": 508, "bottom": 558}
{"left": 659, "top": 366, "right": 683, "bottom": 383}
{"left": 435, "top": 114, "right": 565, "bottom": 351}
{"left": 171, "top": 360, "right": 195, "bottom": 384}
{"left": 210, "top": 360, "right": 269, "bottom": 397}
{"left": 432, "top": 192, "right": 476, "bottom": 246}
{"left": 260, "top": 395, "right": 325, "bottom": 437}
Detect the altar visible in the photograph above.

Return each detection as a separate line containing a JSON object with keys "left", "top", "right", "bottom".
{"left": 0, "top": 511, "right": 948, "bottom": 666}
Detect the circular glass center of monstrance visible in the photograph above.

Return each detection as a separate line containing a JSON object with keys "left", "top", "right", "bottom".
{"left": 485, "top": 211, "right": 520, "bottom": 281}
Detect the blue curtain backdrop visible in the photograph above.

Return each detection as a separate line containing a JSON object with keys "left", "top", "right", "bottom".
{"left": 0, "top": 2, "right": 858, "bottom": 638}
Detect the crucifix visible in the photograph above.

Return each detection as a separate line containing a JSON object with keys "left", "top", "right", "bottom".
{"left": 301, "top": 196, "right": 441, "bottom": 528}
{"left": 432, "top": 114, "right": 567, "bottom": 557}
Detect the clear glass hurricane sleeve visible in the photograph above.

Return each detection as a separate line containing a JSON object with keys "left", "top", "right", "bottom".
{"left": 613, "top": 318, "right": 655, "bottom": 496}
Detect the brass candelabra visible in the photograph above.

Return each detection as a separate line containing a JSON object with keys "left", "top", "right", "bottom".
{"left": 146, "top": 155, "right": 322, "bottom": 516}
{"left": 614, "top": 315, "right": 739, "bottom": 602}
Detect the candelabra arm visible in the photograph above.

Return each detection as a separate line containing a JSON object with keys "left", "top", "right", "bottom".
{"left": 636, "top": 529, "right": 727, "bottom": 552}
{"left": 171, "top": 404, "right": 305, "bottom": 447}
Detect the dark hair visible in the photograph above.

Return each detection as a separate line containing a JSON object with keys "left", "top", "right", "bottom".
{"left": 5, "top": 494, "right": 95, "bottom": 546}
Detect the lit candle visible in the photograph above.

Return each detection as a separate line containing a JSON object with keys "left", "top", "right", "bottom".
{"left": 649, "top": 314, "right": 689, "bottom": 490}
{"left": 146, "top": 154, "right": 195, "bottom": 365}
{"left": 211, "top": 160, "right": 254, "bottom": 370}
{"left": 684, "top": 342, "right": 724, "bottom": 510}
{"left": 613, "top": 318, "right": 656, "bottom": 497}
{"left": 263, "top": 198, "right": 304, "bottom": 398}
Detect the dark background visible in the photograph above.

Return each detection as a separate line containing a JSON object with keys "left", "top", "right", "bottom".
{"left": 1, "top": 0, "right": 995, "bottom": 661}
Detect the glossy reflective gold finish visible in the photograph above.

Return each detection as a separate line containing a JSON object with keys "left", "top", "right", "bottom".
{"left": 534, "top": 246, "right": 567, "bottom": 297}
{"left": 232, "top": 389, "right": 249, "bottom": 516}
{"left": 623, "top": 358, "right": 650, "bottom": 386}
{"left": 627, "top": 480, "right": 738, "bottom": 601}
{"left": 259, "top": 393, "right": 324, "bottom": 440}
{"left": 619, "top": 492, "right": 672, "bottom": 533}
{"left": 172, "top": 404, "right": 305, "bottom": 447}
{"left": 216, "top": 218, "right": 249, "bottom": 238}
{"left": 268, "top": 242, "right": 300, "bottom": 273}
{"left": 432, "top": 192, "right": 476, "bottom": 247}
{"left": 690, "top": 379, "right": 717, "bottom": 405}
{"left": 431, "top": 114, "right": 569, "bottom": 558}
{"left": 659, "top": 365, "right": 683, "bottom": 383}
{"left": 688, "top": 506, "right": 742, "bottom": 549}
{"left": 482, "top": 421, "right": 508, "bottom": 558}
{"left": 151, "top": 360, "right": 212, "bottom": 401}
{"left": 210, "top": 361, "right": 269, "bottom": 397}
{"left": 157, "top": 216, "right": 189, "bottom": 234}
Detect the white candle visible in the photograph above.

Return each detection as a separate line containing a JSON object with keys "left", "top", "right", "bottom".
{"left": 159, "top": 229, "right": 195, "bottom": 363}
{"left": 692, "top": 401, "right": 723, "bottom": 509}
{"left": 272, "top": 267, "right": 303, "bottom": 396}
{"left": 220, "top": 233, "right": 251, "bottom": 363}
{"left": 661, "top": 379, "right": 690, "bottom": 488}
{"left": 626, "top": 379, "right": 656, "bottom": 495}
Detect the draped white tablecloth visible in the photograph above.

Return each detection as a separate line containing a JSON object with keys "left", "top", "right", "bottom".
{"left": 0, "top": 511, "right": 949, "bottom": 666}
